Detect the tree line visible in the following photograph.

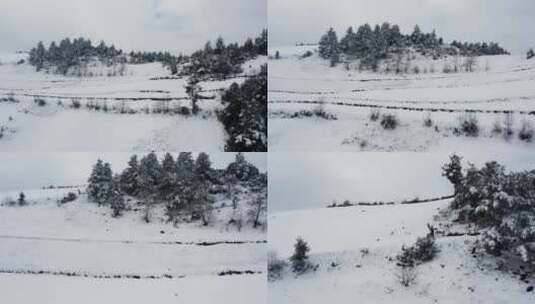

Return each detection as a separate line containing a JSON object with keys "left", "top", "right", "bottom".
{"left": 183, "top": 29, "right": 267, "bottom": 79}
{"left": 318, "top": 23, "right": 509, "bottom": 69}
{"left": 87, "top": 152, "right": 266, "bottom": 228}
{"left": 29, "top": 38, "right": 124, "bottom": 74}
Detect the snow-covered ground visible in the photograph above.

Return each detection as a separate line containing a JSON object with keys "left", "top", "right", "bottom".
{"left": 268, "top": 152, "right": 535, "bottom": 303}
{"left": 0, "top": 53, "right": 266, "bottom": 151}
{"left": 269, "top": 199, "right": 535, "bottom": 303}
{"left": 0, "top": 186, "right": 266, "bottom": 303}
{"left": 268, "top": 45, "right": 535, "bottom": 151}
{"left": 0, "top": 151, "right": 267, "bottom": 304}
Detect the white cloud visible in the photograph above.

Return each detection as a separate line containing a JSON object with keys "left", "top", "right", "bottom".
{"left": 0, "top": 0, "right": 266, "bottom": 53}
{"left": 269, "top": 0, "right": 535, "bottom": 54}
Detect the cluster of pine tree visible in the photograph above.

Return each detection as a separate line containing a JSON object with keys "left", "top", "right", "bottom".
{"left": 450, "top": 40, "right": 508, "bottom": 57}
{"left": 318, "top": 23, "right": 508, "bottom": 69}
{"left": 184, "top": 29, "right": 267, "bottom": 79}
{"left": 442, "top": 155, "right": 535, "bottom": 263}
{"left": 219, "top": 64, "right": 267, "bottom": 152}
{"left": 87, "top": 152, "right": 266, "bottom": 228}
{"left": 29, "top": 38, "right": 124, "bottom": 74}
{"left": 128, "top": 51, "right": 182, "bottom": 74}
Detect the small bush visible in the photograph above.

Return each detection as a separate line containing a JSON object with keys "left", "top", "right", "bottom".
{"left": 35, "top": 98, "right": 47, "bottom": 106}
{"left": 369, "top": 109, "right": 380, "bottom": 121}
{"left": 491, "top": 118, "right": 502, "bottom": 135}
{"left": 397, "top": 230, "right": 438, "bottom": 267}
{"left": 380, "top": 114, "right": 398, "bottom": 130}
{"left": 2, "top": 196, "right": 16, "bottom": 206}
{"left": 178, "top": 106, "right": 191, "bottom": 116}
{"left": 458, "top": 114, "right": 479, "bottom": 137}
{"left": 311, "top": 104, "right": 337, "bottom": 120}
{"left": 397, "top": 266, "right": 417, "bottom": 287}
{"left": 16, "top": 192, "right": 28, "bottom": 206}
{"left": 59, "top": 192, "right": 77, "bottom": 204}
{"left": 268, "top": 251, "right": 287, "bottom": 281}
{"left": 301, "top": 50, "right": 313, "bottom": 59}
{"left": 423, "top": 113, "right": 433, "bottom": 127}
{"left": 71, "top": 99, "right": 81, "bottom": 109}
{"left": 518, "top": 120, "right": 534, "bottom": 142}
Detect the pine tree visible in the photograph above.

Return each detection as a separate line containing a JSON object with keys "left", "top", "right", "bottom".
{"left": 220, "top": 64, "right": 267, "bottom": 151}
{"left": 120, "top": 155, "right": 140, "bottom": 196}
{"left": 318, "top": 28, "right": 340, "bottom": 66}
{"left": 159, "top": 153, "right": 176, "bottom": 201}
{"left": 137, "top": 152, "right": 161, "bottom": 222}
{"left": 109, "top": 178, "right": 126, "bottom": 217}
{"left": 527, "top": 48, "right": 535, "bottom": 60}
{"left": 17, "top": 192, "right": 27, "bottom": 206}
{"left": 442, "top": 154, "right": 463, "bottom": 194}
{"left": 195, "top": 152, "right": 213, "bottom": 182}
{"left": 290, "top": 238, "right": 311, "bottom": 274}
{"left": 87, "top": 160, "right": 114, "bottom": 205}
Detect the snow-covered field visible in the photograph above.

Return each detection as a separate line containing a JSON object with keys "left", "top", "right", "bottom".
{"left": 268, "top": 46, "right": 535, "bottom": 152}
{"left": 269, "top": 200, "right": 535, "bottom": 303}
{"left": 0, "top": 167, "right": 266, "bottom": 303}
{"left": 268, "top": 152, "right": 535, "bottom": 303}
{"left": 0, "top": 53, "right": 265, "bottom": 151}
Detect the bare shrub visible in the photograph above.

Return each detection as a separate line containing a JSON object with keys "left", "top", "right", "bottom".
{"left": 423, "top": 113, "right": 433, "bottom": 127}
{"left": 268, "top": 251, "right": 287, "bottom": 282}
{"left": 503, "top": 113, "right": 514, "bottom": 140}
{"left": 519, "top": 120, "right": 534, "bottom": 142}
{"left": 457, "top": 113, "right": 479, "bottom": 137}
{"left": 369, "top": 109, "right": 380, "bottom": 121}
{"left": 380, "top": 113, "right": 398, "bottom": 130}
{"left": 397, "top": 266, "right": 417, "bottom": 287}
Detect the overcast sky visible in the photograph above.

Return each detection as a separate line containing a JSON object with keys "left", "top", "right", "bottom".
{"left": 269, "top": 0, "right": 535, "bottom": 54}
{"left": 269, "top": 151, "right": 535, "bottom": 212}
{"left": 0, "top": 0, "right": 266, "bottom": 53}
{"left": 0, "top": 152, "right": 266, "bottom": 191}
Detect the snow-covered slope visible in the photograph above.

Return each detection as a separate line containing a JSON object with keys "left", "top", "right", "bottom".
{"left": 0, "top": 186, "right": 266, "bottom": 304}
{"left": 268, "top": 46, "right": 535, "bottom": 151}
{"left": 0, "top": 53, "right": 265, "bottom": 151}
{"left": 269, "top": 201, "right": 535, "bottom": 303}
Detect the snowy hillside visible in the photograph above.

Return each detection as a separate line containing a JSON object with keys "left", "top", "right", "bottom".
{"left": 0, "top": 52, "right": 266, "bottom": 151}
{"left": 269, "top": 200, "right": 535, "bottom": 303}
{"left": 0, "top": 152, "right": 267, "bottom": 304}
{"left": 268, "top": 45, "right": 535, "bottom": 152}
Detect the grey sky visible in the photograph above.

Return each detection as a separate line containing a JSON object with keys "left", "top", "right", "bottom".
{"left": 269, "top": 151, "right": 535, "bottom": 213}
{"left": 0, "top": 0, "right": 266, "bottom": 53}
{"left": 269, "top": 0, "right": 535, "bottom": 54}
{"left": 0, "top": 152, "right": 266, "bottom": 191}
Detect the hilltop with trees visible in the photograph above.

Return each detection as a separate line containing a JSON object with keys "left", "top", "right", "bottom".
{"left": 86, "top": 152, "right": 267, "bottom": 229}
{"left": 317, "top": 23, "right": 509, "bottom": 70}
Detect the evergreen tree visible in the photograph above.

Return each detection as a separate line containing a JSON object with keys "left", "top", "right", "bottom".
{"left": 318, "top": 28, "right": 340, "bottom": 66}
{"left": 120, "top": 155, "right": 140, "bottom": 196}
{"left": 527, "top": 48, "right": 535, "bottom": 60}
{"left": 290, "top": 237, "right": 312, "bottom": 274}
{"left": 87, "top": 160, "right": 114, "bottom": 205}
{"left": 195, "top": 152, "right": 213, "bottom": 183}
{"left": 442, "top": 154, "right": 463, "bottom": 194}
{"left": 220, "top": 64, "right": 267, "bottom": 151}
{"left": 137, "top": 152, "right": 161, "bottom": 221}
